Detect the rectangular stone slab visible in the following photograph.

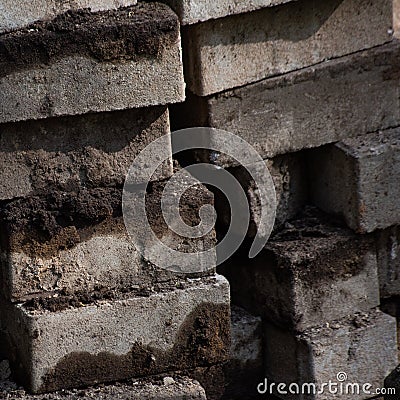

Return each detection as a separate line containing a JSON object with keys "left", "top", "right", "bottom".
{"left": 0, "top": 106, "right": 172, "bottom": 200}
{"left": 0, "top": 3, "right": 185, "bottom": 123}
{"left": 1, "top": 275, "right": 230, "bottom": 394}
{"left": 171, "top": 41, "right": 400, "bottom": 163}
{"left": 0, "top": 0, "right": 138, "bottom": 33}
{"left": 308, "top": 127, "right": 400, "bottom": 234}
{"left": 159, "top": 0, "right": 295, "bottom": 25}
{"left": 0, "top": 183, "right": 216, "bottom": 302}
{"left": 265, "top": 310, "right": 398, "bottom": 400}
{"left": 220, "top": 207, "right": 380, "bottom": 331}
{"left": 181, "top": 0, "right": 392, "bottom": 95}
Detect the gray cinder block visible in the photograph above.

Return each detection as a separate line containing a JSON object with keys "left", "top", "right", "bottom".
{"left": 0, "top": 106, "right": 172, "bottom": 200}
{"left": 0, "top": 182, "right": 216, "bottom": 302}
{"left": 308, "top": 128, "right": 400, "bottom": 234}
{"left": 1, "top": 275, "right": 230, "bottom": 394}
{"left": 220, "top": 208, "right": 380, "bottom": 331}
{"left": 171, "top": 41, "right": 400, "bottom": 163}
{"left": 0, "top": 3, "right": 185, "bottom": 123}
{"left": 264, "top": 310, "right": 398, "bottom": 400}
{"left": 180, "top": 0, "right": 392, "bottom": 95}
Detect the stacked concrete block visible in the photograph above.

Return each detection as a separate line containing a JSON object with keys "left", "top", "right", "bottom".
{"left": 0, "top": 1, "right": 232, "bottom": 398}
{"left": 220, "top": 208, "right": 398, "bottom": 398}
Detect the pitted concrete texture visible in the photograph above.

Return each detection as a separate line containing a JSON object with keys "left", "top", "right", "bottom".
{"left": 0, "top": 0, "right": 138, "bottom": 33}
{"left": 172, "top": 41, "right": 400, "bottom": 163}
{"left": 0, "top": 106, "right": 172, "bottom": 200}
{"left": 215, "top": 153, "right": 307, "bottom": 239}
{"left": 308, "top": 128, "right": 400, "bottom": 234}
{"left": 1, "top": 275, "right": 230, "bottom": 394}
{"left": 0, "top": 375, "right": 207, "bottom": 399}
{"left": 376, "top": 226, "right": 400, "bottom": 299}
{"left": 0, "top": 181, "right": 216, "bottom": 302}
{"left": 0, "top": 3, "right": 185, "bottom": 123}
{"left": 182, "top": 0, "right": 392, "bottom": 95}
{"left": 265, "top": 310, "right": 398, "bottom": 400}
{"left": 160, "top": 0, "right": 295, "bottom": 25}
{"left": 220, "top": 207, "right": 380, "bottom": 331}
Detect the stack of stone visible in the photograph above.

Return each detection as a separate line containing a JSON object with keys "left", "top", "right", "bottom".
{"left": 168, "top": 0, "right": 400, "bottom": 397}
{"left": 0, "top": 1, "right": 232, "bottom": 399}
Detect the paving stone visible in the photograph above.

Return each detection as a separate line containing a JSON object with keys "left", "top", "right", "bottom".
{"left": 180, "top": 0, "right": 392, "bottom": 95}
{"left": 171, "top": 41, "right": 400, "bottom": 163}
{"left": 377, "top": 226, "right": 400, "bottom": 299}
{"left": 308, "top": 128, "right": 400, "bottom": 234}
{"left": 0, "top": 0, "right": 138, "bottom": 33}
{"left": 0, "top": 3, "right": 185, "bottom": 123}
{"left": 0, "top": 375, "right": 207, "bottom": 399}
{"left": 160, "top": 0, "right": 295, "bottom": 25}
{"left": 0, "top": 106, "right": 172, "bottom": 200}
{"left": 395, "top": 0, "right": 400, "bottom": 37}
{"left": 264, "top": 309, "right": 398, "bottom": 400}
{"left": 0, "top": 183, "right": 216, "bottom": 302}
{"left": 220, "top": 207, "right": 380, "bottom": 331}
{"left": 0, "top": 274, "right": 230, "bottom": 394}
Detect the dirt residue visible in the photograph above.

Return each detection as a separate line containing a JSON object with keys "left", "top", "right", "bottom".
{"left": 0, "top": 2, "right": 179, "bottom": 78}
{"left": 266, "top": 206, "right": 372, "bottom": 284}
{"left": 0, "top": 188, "right": 122, "bottom": 257}
{"left": 38, "top": 303, "right": 230, "bottom": 393}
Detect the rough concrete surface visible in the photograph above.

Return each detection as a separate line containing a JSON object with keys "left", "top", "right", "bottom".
{"left": 1, "top": 275, "right": 230, "bottom": 394}
{"left": 0, "top": 106, "right": 172, "bottom": 200}
{"left": 224, "top": 306, "right": 263, "bottom": 399}
{"left": 395, "top": 0, "right": 400, "bottom": 38}
{"left": 376, "top": 226, "right": 400, "bottom": 299}
{"left": 0, "top": 0, "right": 138, "bottom": 33}
{"left": 265, "top": 309, "right": 398, "bottom": 400}
{"left": 220, "top": 207, "right": 380, "bottom": 331}
{"left": 308, "top": 128, "right": 400, "bottom": 234}
{"left": 0, "top": 375, "right": 207, "bottom": 399}
{"left": 171, "top": 41, "right": 400, "bottom": 163}
{"left": 182, "top": 0, "right": 392, "bottom": 95}
{"left": 0, "top": 3, "right": 185, "bottom": 123}
{"left": 160, "top": 0, "right": 295, "bottom": 25}
{"left": 0, "top": 179, "right": 216, "bottom": 301}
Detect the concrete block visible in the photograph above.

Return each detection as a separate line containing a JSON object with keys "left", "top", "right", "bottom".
{"left": 264, "top": 310, "right": 398, "bottom": 400}
{"left": 0, "top": 0, "right": 138, "bottom": 33}
{"left": 0, "top": 106, "right": 172, "bottom": 200}
{"left": 215, "top": 153, "right": 307, "bottom": 238}
{"left": 0, "top": 184, "right": 216, "bottom": 302}
{"left": 224, "top": 306, "right": 263, "bottom": 399}
{"left": 160, "top": 0, "right": 295, "bottom": 25}
{"left": 0, "top": 3, "right": 185, "bottom": 123}
{"left": 171, "top": 41, "right": 400, "bottom": 162}
{"left": 181, "top": 0, "right": 393, "bottom": 95}
{"left": 0, "top": 375, "right": 207, "bottom": 399}
{"left": 308, "top": 128, "right": 400, "bottom": 234}
{"left": 376, "top": 226, "right": 400, "bottom": 299}
{"left": 220, "top": 207, "right": 380, "bottom": 331}
{"left": 1, "top": 275, "right": 230, "bottom": 394}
